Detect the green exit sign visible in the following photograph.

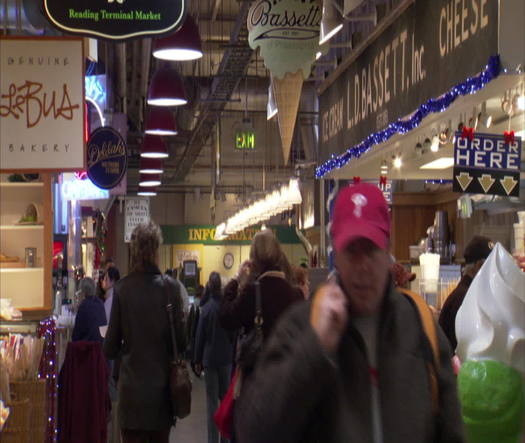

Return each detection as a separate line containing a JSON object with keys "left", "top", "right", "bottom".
{"left": 235, "top": 131, "right": 255, "bottom": 150}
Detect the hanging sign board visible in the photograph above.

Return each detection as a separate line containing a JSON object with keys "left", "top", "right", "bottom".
{"left": 319, "top": 0, "right": 499, "bottom": 163}
{"left": 453, "top": 132, "right": 521, "bottom": 197}
{"left": 0, "top": 37, "right": 85, "bottom": 172}
{"left": 247, "top": 0, "right": 321, "bottom": 79}
{"left": 87, "top": 127, "right": 128, "bottom": 190}
{"left": 125, "top": 198, "right": 150, "bottom": 243}
{"left": 43, "top": 0, "right": 186, "bottom": 40}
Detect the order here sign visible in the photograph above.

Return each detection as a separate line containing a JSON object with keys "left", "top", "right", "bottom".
{"left": 453, "top": 132, "right": 521, "bottom": 197}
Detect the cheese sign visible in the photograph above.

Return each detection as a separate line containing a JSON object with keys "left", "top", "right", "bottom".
{"left": 453, "top": 132, "right": 521, "bottom": 197}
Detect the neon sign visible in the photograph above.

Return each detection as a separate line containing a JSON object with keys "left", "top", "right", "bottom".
{"left": 61, "top": 177, "right": 109, "bottom": 200}
{"left": 85, "top": 75, "right": 106, "bottom": 105}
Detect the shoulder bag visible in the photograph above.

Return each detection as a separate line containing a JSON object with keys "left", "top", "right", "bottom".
{"left": 164, "top": 276, "right": 192, "bottom": 419}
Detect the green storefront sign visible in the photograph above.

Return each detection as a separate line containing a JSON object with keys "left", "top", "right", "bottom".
{"left": 161, "top": 225, "right": 301, "bottom": 245}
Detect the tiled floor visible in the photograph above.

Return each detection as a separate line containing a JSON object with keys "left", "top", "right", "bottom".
{"left": 170, "top": 373, "right": 208, "bottom": 442}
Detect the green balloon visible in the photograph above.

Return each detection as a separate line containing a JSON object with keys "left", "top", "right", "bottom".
{"left": 458, "top": 360, "right": 525, "bottom": 443}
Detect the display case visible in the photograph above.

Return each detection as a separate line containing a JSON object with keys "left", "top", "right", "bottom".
{"left": 0, "top": 174, "right": 53, "bottom": 315}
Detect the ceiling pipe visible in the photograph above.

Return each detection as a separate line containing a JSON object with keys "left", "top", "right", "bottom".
{"left": 115, "top": 43, "right": 127, "bottom": 114}
{"left": 1, "top": 0, "right": 55, "bottom": 34}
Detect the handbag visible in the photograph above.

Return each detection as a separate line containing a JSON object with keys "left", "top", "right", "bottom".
{"left": 236, "top": 279, "right": 264, "bottom": 378}
{"left": 164, "top": 277, "right": 192, "bottom": 419}
{"left": 213, "top": 368, "right": 240, "bottom": 439}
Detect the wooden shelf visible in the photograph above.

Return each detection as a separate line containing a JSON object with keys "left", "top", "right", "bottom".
{"left": 0, "top": 225, "right": 44, "bottom": 230}
{"left": 0, "top": 267, "right": 44, "bottom": 273}
{"left": 0, "top": 182, "right": 43, "bottom": 188}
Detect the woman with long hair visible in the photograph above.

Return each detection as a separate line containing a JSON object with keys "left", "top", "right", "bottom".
{"left": 104, "top": 221, "right": 186, "bottom": 443}
{"left": 220, "top": 229, "right": 302, "bottom": 367}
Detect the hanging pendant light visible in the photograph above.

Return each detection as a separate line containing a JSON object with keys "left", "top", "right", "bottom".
{"left": 140, "top": 135, "right": 169, "bottom": 159}
{"left": 139, "top": 174, "right": 161, "bottom": 187}
{"left": 144, "top": 108, "right": 178, "bottom": 135}
{"left": 319, "top": 0, "right": 343, "bottom": 45}
{"left": 153, "top": 15, "right": 203, "bottom": 61}
{"left": 147, "top": 66, "right": 188, "bottom": 106}
{"left": 139, "top": 158, "right": 164, "bottom": 174}
{"left": 138, "top": 187, "right": 158, "bottom": 196}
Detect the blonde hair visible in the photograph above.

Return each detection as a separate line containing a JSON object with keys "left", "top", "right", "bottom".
{"left": 249, "top": 229, "right": 293, "bottom": 281}
{"left": 130, "top": 221, "right": 163, "bottom": 272}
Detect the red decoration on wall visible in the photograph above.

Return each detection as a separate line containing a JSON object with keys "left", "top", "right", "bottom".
{"left": 504, "top": 130, "right": 515, "bottom": 145}
{"left": 353, "top": 176, "right": 361, "bottom": 184}
{"left": 461, "top": 126, "right": 475, "bottom": 141}
{"left": 379, "top": 175, "right": 387, "bottom": 189}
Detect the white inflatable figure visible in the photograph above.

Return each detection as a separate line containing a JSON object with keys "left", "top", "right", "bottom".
{"left": 456, "top": 243, "right": 525, "bottom": 443}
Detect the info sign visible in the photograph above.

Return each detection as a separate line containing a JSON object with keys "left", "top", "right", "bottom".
{"left": 453, "top": 132, "right": 521, "bottom": 197}
{"left": 43, "top": 0, "right": 186, "bottom": 40}
{"left": 125, "top": 198, "right": 150, "bottom": 243}
{"left": 0, "top": 37, "right": 85, "bottom": 171}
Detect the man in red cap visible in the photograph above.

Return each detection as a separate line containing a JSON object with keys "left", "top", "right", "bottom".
{"left": 235, "top": 183, "right": 464, "bottom": 443}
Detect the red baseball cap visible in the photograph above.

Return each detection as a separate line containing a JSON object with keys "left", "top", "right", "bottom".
{"left": 331, "top": 183, "right": 390, "bottom": 252}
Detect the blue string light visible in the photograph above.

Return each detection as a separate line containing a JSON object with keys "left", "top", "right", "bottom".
{"left": 316, "top": 55, "right": 501, "bottom": 178}
{"left": 425, "top": 179, "right": 453, "bottom": 185}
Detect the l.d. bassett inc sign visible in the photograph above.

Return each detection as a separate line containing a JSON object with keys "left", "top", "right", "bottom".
{"left": 87, "top": 127, "right": 128, "bottom": 189}
{"left": 319, "top": 0, "right": 498, "bottom": 162}
{"left": 0, "top": 37, "right": 85, "bottom": 171}
{"left": 44, "top": 0, "right": 186, "bottom": 40}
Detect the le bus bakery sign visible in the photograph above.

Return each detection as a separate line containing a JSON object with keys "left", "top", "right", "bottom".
{"left": 43, "top": 0, "right": 186, "bottom": 40}
{"left": 0, "top": 37, "right": 85, "bottom": 172}
{"left": 319, "top": 0, "right": 498, "bottom": 163}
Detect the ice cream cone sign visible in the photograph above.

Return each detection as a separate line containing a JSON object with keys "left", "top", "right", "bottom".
{"left": 248, "top": 0, "right": 321, "bottom": 164}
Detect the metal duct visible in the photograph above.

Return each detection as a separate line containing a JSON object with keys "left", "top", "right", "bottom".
{"left": 1, "top": 0, "right": 59, "bottom": 34}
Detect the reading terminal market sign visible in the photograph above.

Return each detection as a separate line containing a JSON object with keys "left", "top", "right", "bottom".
{"left": 43, "top": 0, "right": 186, "bottom": 40}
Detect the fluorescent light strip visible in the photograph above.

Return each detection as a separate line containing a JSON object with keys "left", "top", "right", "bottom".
{"left": 420, "top": 157, "right": 454, "bottom": 170}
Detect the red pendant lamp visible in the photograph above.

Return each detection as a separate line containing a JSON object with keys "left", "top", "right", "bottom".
{"left": 140, "top": 135, "right": 169, "bottom": 159}
{"left": 138, "top": 186, "right": 158, "bottom": 196}
{"left": 147, "top": 66, "right": 187, "bottom": 107}
{"left": 139, "top": 158, "right": 164, "bottom": 174}
{"left": 153, "top": 15, "right": 203, "bottom": 61}
{"left": 145, "top": 108, "right": 178, "bottom": 135}
{"left": 139, "top": 174, "right": 161, "bottom": 187}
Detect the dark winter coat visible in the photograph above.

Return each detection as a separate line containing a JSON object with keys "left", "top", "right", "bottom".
{"left": 72, "top": 296, "right": 107, "bottom": 342}
{"left": 103, "top": 265, "right": 186, "bottom": 431}
{"left": 438, "top": 274, "right": 473, "bottom": 351}
{"left": 235, "top": 286, "right": 465, "bottom": 443}
{"left": 195, "top": 293, "right": 234, "bottom": 368}
{"left": 219, "top": 272, "right": 303, "bottom": 338}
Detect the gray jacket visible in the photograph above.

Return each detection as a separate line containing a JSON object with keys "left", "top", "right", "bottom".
{"left": 104, "top": 265, "right": 186, "bottom": 430}
{"left": 235, "top": 286, "right": 465, "bottom": 443}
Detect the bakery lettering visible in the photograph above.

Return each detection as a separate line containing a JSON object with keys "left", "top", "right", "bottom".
{"left": 0, "top": 81, "right": 80, "bottom": 129}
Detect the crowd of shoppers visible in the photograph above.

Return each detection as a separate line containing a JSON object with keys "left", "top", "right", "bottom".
{"left": 65, "top": 184, "right": 470, "bottom": 442}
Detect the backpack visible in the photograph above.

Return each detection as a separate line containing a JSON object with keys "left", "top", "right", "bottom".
{"left": 397, "top": 287, "right": 440, "bottom": 415}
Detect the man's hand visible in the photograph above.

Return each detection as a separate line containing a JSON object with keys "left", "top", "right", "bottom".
{"left": 310, "top": 282, "right": 348, "bottom": 354}
{"left": 194, "top": 363, "right": 203, "bottom": 375}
